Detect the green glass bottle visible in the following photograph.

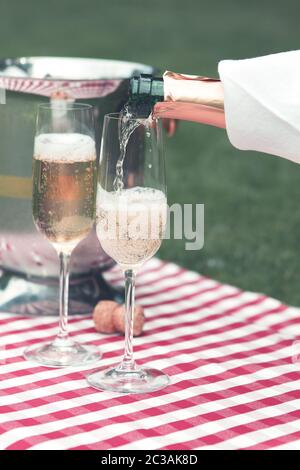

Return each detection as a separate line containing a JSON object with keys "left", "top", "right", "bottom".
{"left": 129, "top": 74, "right": 164, "bottom": 117}
{"left": 129, "top": 71, "right": 225, "bottom": 128}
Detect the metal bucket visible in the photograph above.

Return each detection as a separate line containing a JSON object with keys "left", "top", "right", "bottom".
{"left": 0, "top": 57, "right": 154, "bottom": 315}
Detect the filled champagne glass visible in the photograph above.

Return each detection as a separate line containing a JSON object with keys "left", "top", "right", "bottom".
{"left": 24, "top": 103, "right": 101, "bottom": 367}
{"left": 87, "top": 112, "right": 170, "bottom": 393}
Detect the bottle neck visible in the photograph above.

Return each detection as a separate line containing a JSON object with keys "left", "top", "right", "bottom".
{"left": 130, "top": 74, "right": 164, "bottom": 101}
{"left": 163, "top": 71, "right": 224, "bottom": 109}
{"left": 130, "top": 71, "right": 224, "bottom": 107}
{"left": 129, "top": 71, "right": 225, "bottom": 128}
{"left": 129, "top": 74, "right": 164, "bottom": 117}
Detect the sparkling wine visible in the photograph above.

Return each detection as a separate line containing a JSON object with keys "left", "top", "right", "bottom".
{"left": 113, "top": 106, "right": 142, "bottom": 192}
{"left": 96, "top": 187, "right": 167, "bottom": 270}
{"left": 33, "top": 133, "right": 97, "bottom": 254}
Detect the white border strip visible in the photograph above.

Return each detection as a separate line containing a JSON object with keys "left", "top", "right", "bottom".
{"left": 0, "top": 88, "right": 6, "bottom": 104}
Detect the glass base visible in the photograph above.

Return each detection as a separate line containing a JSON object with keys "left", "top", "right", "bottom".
{"left": 87, "top": 364, "right": 170, "bottom": 394}
{"left": 24, "top": 338, "right": 102, "bottom": 368}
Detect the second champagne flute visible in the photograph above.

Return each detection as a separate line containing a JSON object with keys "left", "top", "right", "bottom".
{"left": 87, "top": 112, "right": 170, "bottom": 393}
{"left": 24, "top": 103, "right": 101, "bottom": 367}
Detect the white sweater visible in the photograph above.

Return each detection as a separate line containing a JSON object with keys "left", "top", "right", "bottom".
{"left": 218, "top": 50, "right": 300, "bottom": 163}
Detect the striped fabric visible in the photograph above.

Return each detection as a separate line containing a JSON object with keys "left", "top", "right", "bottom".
{"left": 0, "top": 77, "right": 121, "bottom": 99}
{"left": 0, "top": 257, "right": 300, "bottom": 450}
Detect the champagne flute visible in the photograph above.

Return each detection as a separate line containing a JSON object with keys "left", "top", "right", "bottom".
{"left": 24, "top": 103, "right": 101, "bottom": 367}
{"left": 87, "top": 112, "right": 170, "bottom": 393}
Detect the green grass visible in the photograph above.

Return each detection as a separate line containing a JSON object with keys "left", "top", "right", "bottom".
{"left": 2, "top": 0, "right": 300, "bottom": 305}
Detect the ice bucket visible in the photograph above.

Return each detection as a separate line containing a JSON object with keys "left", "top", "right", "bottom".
{"left": 0, "top": 57, "right": 154, "bottom": 315}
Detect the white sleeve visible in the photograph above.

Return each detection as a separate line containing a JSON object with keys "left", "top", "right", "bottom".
{"left": 218, "top": 50, "right": 300, "bottom": 164}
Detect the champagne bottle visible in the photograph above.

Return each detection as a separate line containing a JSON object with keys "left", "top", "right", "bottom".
{"left": 130, "top": 71, "right": 225, "bottom": 128}
{"left": 130, "top": 52, "right": 300, "bottom": 164}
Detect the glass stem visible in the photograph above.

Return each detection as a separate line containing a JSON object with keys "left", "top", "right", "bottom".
{"left": 120, "top": 269, "right": 136, "bottom": 371}
{"left": 56, "top": 252, "right": 71, "bottom": 343}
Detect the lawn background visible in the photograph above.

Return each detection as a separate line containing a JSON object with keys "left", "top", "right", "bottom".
{"left": 1, "top": 0, "right": 300, "bottom": 305}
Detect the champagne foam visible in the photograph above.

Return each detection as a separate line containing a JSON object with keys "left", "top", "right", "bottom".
{"left": 96, "top": 187, "right": 167, "bottom": 268}
{"left": 97, "top": 186, "right": 167, "bottom": 212}
{"left": 34, "top": 133, "right": 96, "bottom": 161}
